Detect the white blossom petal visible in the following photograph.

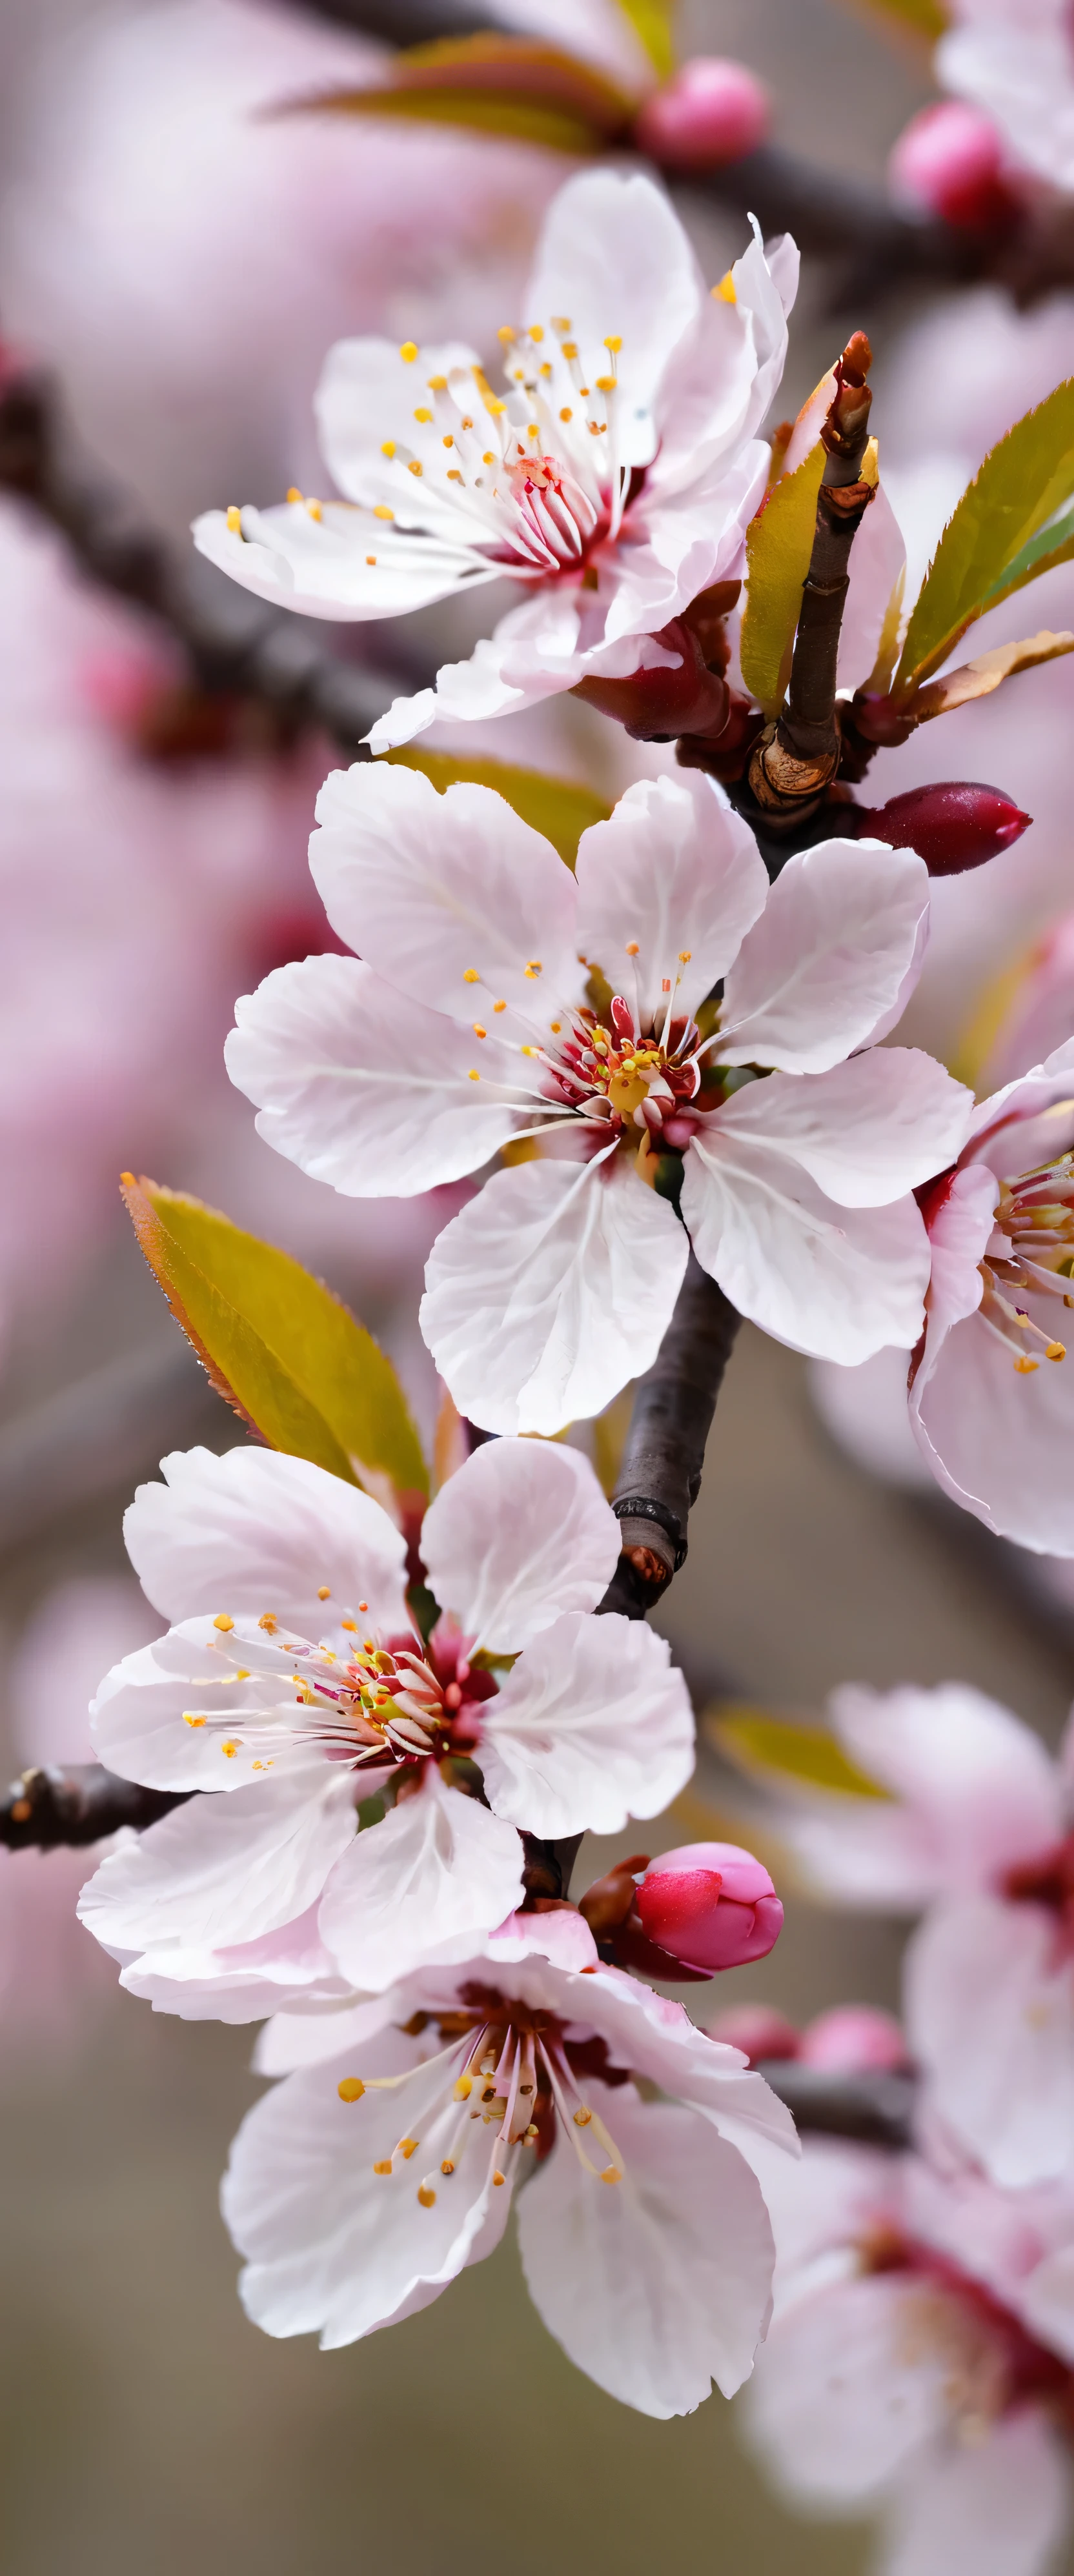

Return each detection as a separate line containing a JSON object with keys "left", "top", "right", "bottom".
{"left": 881, "top": 2408, "right": 1072, "bottom": 2576}
{"left": 906, "top": 1898, "right": 1074, "bottom": 2189}
{"left": 518, "top": 2081, "right": 775, "bottom": 2416}
{"left": 572, "top": 772, "right": 767, "bottom": 1027}
{"left": 421, "top": 1155, "right": 687, "bottom": 1433}
{"left": 118, "top": 1904, "right": 351, "bottom": 2025}
{"left": 309, "top": 760, "right": 582, "bottom": 1021}
{"left": 746, "top": 2271, "right": 955, "bottom": 2500}
{"left": 223, "top": 2031, "right": 511, "bottom": 2347}
{"left": 523, "top": 170, "right": 705, "bottom": 472}
{"left": 124, "top": 1445, "right": 409, "bottom": 1634}
{"left": 719, "top": 841, "right": 932, "bottom": 1072}
{"left": 477, "top": 1612, "right": 694, "bottom": 1836}
{"left": 912, "top": 1282, "right": 1074, "bottom": 1555}
{"left": 419, "top": 1437, "right": 619, "bottom": 1650}
{"left": 90, "top": 1623, "right": 332, "bottom": 1792}
{"left": 316, "top": 1768, "right": 524, "bottom": 1990}
{"left": 79, "top": 1765, "right": 356, "bottom": 1958}
{"left": 314, "top": 336, "right": 482, "bottom": 511}
{"left": 682, "top": 1132, "right": 931, "bottom": 1363}
{"left": 711, "top": 1051, "right": 973, "bottom": 1209}
{"left": 225, "top": 954, "right": 524, "bottom": 1194}
{"left": 831, "top": 1682, "right": 1063, "bottom": 1883}
{"left": 193, "top": 502, "right": 489, "bottom": 620}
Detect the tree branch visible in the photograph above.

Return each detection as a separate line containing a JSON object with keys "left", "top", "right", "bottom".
{"left": 0, "top": 1763, "right": 187, "bottom": 1849}
{"left": 756, "top": 2058, "right": 915, "bottom": 2149}
{"left": 599, "top": 1255, "right": 742, "bottom": 1620}
{"left": 0, "top": 373, "right": 403, "bottom": 756}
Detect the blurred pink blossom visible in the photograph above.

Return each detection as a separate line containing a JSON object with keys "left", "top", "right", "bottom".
{"left": 744, "top": 2128, "right": 1074, "bottom": 2576}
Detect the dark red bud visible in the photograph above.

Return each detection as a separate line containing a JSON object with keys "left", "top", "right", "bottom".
{"left": 572, "top": 619, "right": 729, "bottom": 741}
{"left": 855, "top": 781, "right": 1031, "bottom": 875}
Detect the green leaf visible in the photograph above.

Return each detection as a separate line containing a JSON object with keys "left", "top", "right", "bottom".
{"left": 282, "top": 34, "right": 636, "bottom": 156}
{"left": 615, "top": 0, "right": 676, "bottom": 81}
{"left": 121, "top": 1176, "right": 428, "bottom": 1505}
{"left": 708, "top": 1706, "right": 891, "bottom": 1800}
{"left": 386, "top": 745, "right": 611, "bottom": 870}
{"left": 740, "top": 441, "right": 826, "bottom": 714}
{"left": 895, "top": 381, "right": 1074, "bottom": 694}
{"left": 978, "top": 499, "right": 1074, "bottom": 616}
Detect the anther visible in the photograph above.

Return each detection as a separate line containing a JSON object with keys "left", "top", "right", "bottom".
{"left": 454, "top": 2075, "right": 472, "bottom": 2100}
{"left": 286, "top": 487, "right": 302, "bottom": 503}
{"left": 559, "top": 407, "right": 573, "bottom": 423}
{"left": 226, "top": 505, "right": 241, "bottom": 533}
{"left": 498, "top": 325, "right": 516, "bottom": 343}
{"left": 380, "top": 440, "right": 396, "bottom": 458}
{"left": 407, "top": 461, "right": 423, "bottom": 478}
{"left": 341, "top": 1618, "right": 357, "bottom": 1632}
{"left": 417, "top": 2182, "right": 437, "bottom": 2207}
{"left": 318, "top": 1587, "right": 331, "bottom": 1600}
{"left": 213, "top": 1613, "right": 234, "bottom": 1632}
{"left": 338, "top": 2078, "right": 365, "bottom": 2103}
{"left": 307, "top": 499, "right": 322, "bottom": 520}
{"left": 373, "top": 2160, "right": 392, "bottom": 2175}
{"left": 258, "top": 1613, "right": 278, "bottom": 1631}
{"left": 625, "top": 942, "right": 639, "bottom": 958}
{"left": 1015, "top": 1356, "right": 1039, "bottom": 1374}
{"left": 427, "top": 375, "right": 447, "bottom": 392}
{"left": 221, "top": 1740, "right": 241, "bottom": 1758}
{"left": 374, "top": 505, "right": 394, "bottom": 521}
{"left": 678, "top": 950, "right": 693, "bottom": 963}
{"left": 573, "top": 2107, "right": 593, "bottom": 2128}
{"left": 399, "top": 342, "right": 419, "bottom": 362}
{"left": 413, "top": 407, "right": 432, "bottom": 424}
{"left": 595, "top": 375, "right": 616, "bottom": 392}
{"left": 1048, "top": 1342, "right": 1066, "bottom": 1361}
{"left": 600, "top": 2168, "right": 621, "bottom": 2184}
{"left": 525, "top": 960, "right": 543, "bottom": 976}
{"left": 442, "top": 434, "right": 454, "bottom": 449}
{"left": 397, "top": 2138, "right": 418, "bottom": 2161}
{"left": 472, "top": 1024, "right": 487, "bottom": 1039}
{"left": 493, "top": 2172, "right": 507, "bottom": 2186}
{"left": 441, "top": 2158, "right": 456, "bottom": 2175}
{"left": 463, "top": 968, "right": 480, "bottom": 983}
{"left": 493, "top": 1000, "right": 506, "bottom": 1014}
{"left": 468, "top": 1069, "right": 480, "bottom": 1081}
{"left": 366, "top": 554, "right": 376, "bottom": 565}
{"left": 183, "top": 1714, "right": 206, "bottom": 1729}
{"left": 603, "top": 335, "right": 622, "bottom": 352}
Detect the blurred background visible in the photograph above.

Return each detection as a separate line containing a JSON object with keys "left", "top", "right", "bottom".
{"left": 1, "top": 0, "right": 1073, "bottom": 2566}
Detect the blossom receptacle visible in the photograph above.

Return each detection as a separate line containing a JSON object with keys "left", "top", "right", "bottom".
{"left": 889, "top": 101, "right": 1021, "bottom": 230}
{"left": 572, "top": 617, "right": 729, "bottom": 741}
{"left": 634, "top": 1841, "right": 784, "bottom": 1972}
{"left": 633, "top": 59, "right": 771, "bottom": 169}
{"left": 854, "top": 781, "right": 1031, "bottom": 875}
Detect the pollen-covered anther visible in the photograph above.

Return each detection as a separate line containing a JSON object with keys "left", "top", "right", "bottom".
{"left": 625, "top": 941, "right": 640, "bottom": 957}
{"left": 600, "top": 2167, "right": 622, "bottom": 2185}
{"left": 573, "top": 2106, "right": 593, "bottom": 2128}
{"left": 318, "top": 1586, "right": 331, "bottom": 1600}
{"left": 221, "top": 1740, "right": 241, "bottom": 1758}
{"left": 472, "top": 1024, "right": 487, "bottom": 1039}
{"left": 226, "top": 505, "right": 241, "bottom": 533}
{"left": 525, "top": 960, "right": 543, "bottom": 978}
{"left": 183, "top": 1714, "right": 206, "bottom": 1729}
{"left": 338, "top": 2077, "right": 365, "bottom": 2103}
{"left": 417, "top": 2182, "right": 437, "bottom": 2208}
{"left": 258, "top": 1613, "right": 278, "bottom": 1632}
{"left": 399, "top": 341, "right": 418, "bottom": 362}
{"left": 213, "top": 1613, "right": 234, "bottom": 1632}
{"left": 373, "top": 2159, "right": 392, "bottom": 2175}
{"left": 397, "top": 2138, "right": 419, "bottom": 2161}
{"left": 380, "top": 440, "right": 396, "bottom": 458}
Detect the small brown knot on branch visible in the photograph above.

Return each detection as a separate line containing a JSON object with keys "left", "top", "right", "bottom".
{"left": 749, "top": 330, "right": 876, "bottom": 823}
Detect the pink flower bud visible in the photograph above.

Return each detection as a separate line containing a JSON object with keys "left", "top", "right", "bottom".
{"left": 634, "top": 1840, "right": 784, "bottom": 1972}
{"left": 707, "top": 2003, "right": 801, "bottom": 2066}
{"left": 634, "top": 57, "right": 770, "bottom": 170}
{"left": 798, "top": 2006, "right": 909, "bottom": 2073}
{"left": 855, "top": 781, "right": 1031, "bottom": 875}
{"left": 889, "top": 102, "right": 1020, "bottom": 232}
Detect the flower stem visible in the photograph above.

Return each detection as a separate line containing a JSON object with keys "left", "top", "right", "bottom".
{"left": 600, "top": 1256, "right": 742, "bottom": 1619}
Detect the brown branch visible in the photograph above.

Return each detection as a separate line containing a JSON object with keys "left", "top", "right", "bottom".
{"left": 0, "top": 1763, "right": 187, "bottom": 1850}
{"left": 756, "top": 2058, "right": 915, "bottom": 2149}
{"left": 0, "top": 373, "right": 409, "bottom": 757}
{"left": 599, "top": 1255, "right": 742, "bottom": 1620}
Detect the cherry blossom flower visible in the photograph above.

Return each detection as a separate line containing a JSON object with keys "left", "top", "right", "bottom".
{"left": 911, "top": 1038, "right": 1074, "bottom": 1552}
{"left": 756, "top": 1678, "right": 1074, "bottom": 2189}
{"left": 225, "top": 761, "right": 973, "bottom": 1433}
{"left": 79, "top": 1438, "right": 693, "bottom": 2015}
{"left": 938, "top": 0, "right": 1074, "bottom": 197}
{"left": 223, "top": 1911, "right": 796, "bottom": 2413}
{"left": 744, "top": 2129, "right": 1074, "bottom": 2576}
{"left": 194, "top": 165, "right": 796, "bottom": 746}
{"left": 0, "top": 0, "right": 629, "bottom": 539}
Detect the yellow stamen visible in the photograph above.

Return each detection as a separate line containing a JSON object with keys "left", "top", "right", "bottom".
{"left": 373, "top": 2160, "right": 392, "bottom": 2175}
{"left": 595, "top": 374, "right": 616, "bottom": 392}
{"left": 399, "top": 341, "right": 419, "bottom": 362}
{"left": 258, "top": 1613, "right": 277, "bottom": 1632}
{"left": 318, "top": 1587, "right": 331, "bottom": 1600}
{"left": 573, "top": 2106, "right": 593, "bottom": 2128}
{"left": 559, "top": 407, "right": 573, "bottom": 423}
{"left": 493, "top": 2171, "right": 506, "bottom": 2186}
{"left": 713, "top": 271, "right": 736, "bottom": 304}
{"left": 603, "top": 335, "right": 622, "bottom": 352}
{"left": 442, "top": 434, "right": 454, "bottom": 448}
{"left": 397, "top": 2138, "right": 418, "bottom": 2161}
{"left": 286, "top": 487, "right": 302, "bottom": 504}
{"left": 183, "top": 1715, "right": 206, "bottom": 1729}
{"left": 1015, "top": 1356, "right": 1039, "bottom": 1374}
{"left": 497, "top": 325, "right": 516, "bottom": 343}
{"left": 226, "top": 505, "right": 241, "bottom": 533}
{"left": 678, "top": 949, "right": 693, "bottom": 963}
{"left": 338, "top": 2078, "right": 365, "bottom": 2104}
{"left": 213, "top": 1613, "right": 234, "bottom": 1632}
{"left": 374, "top": 505, "right": 394, "bottom": 521}
{"left": 413, "top": 407, "right": 432, "bottom": 424}
{"left": 494, "top": 1000, "right": 506, "bottom": 1014}
{"left": 407, "top": 460, "right": 423, "bottom": 478}
{"left": 1048, "top": 1342, "right": 1066, "bottom": 1361}
{"left": 625, "top": 941, "right": 640, "bottom": 957}
{"left": 454, "top": 2074, "right": 472, "bottom": 2100}
{"left": 469, "top": 1069, "right": 480, "bottom": 1081}
{"left": 380, "top": 440, "right": 396, "bottom": 458}
{"left": 221, "top": 1740, "right": 241, "bottom": 1759}
{"left": 427, "top": 374, "right": 447, "bottom": 392}
{"left": 600, "top": 2167, "right": 621, "bottom": 2184}
{"left": 307, "top": 499, "right": 322, "bottom": 521}
{"left": 341, "top": 1618, "right": 358, "bottom": 1632}
{"left": 561, "top": 341, "right": 578, "bottom": 359}
{"left": 473, "top": 1024, "right": 487, "bottom": 1039}
{"left": 463, "top": 967, "right": 480, "bottom": 983}
{"left": 366, "top": 554, "right": 377, "bottom": 565}
{"left": 440, "top": 2158, "right": 456, "bottom": 2175}
{"left": 417, "top": 2184, "right": 436, "bottom": 2208}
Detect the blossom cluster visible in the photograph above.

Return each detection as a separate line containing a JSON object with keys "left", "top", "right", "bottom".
{"left": 39, "top": 126, "right": 1074, "bottom": 2551}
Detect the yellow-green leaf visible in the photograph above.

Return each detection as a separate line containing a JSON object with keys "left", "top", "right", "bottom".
{"left": 855, "top": 0, "right": 947, "bottom": 37}
{"left": 283, "top": 34, "right": 635, "bottom": 156}
{"left": 740, "top": 441, "right": 826, "bottom": 714}
{"left": 615, "top": 0, "right": 676, "bottom": 82}
{"left": 895, "top": 382, "right": 1074, "bottom": 694}
{"left": 979, "top": 499, "right": 1074, "bottom": 616}
{"left": 386, "top": 745, "right": 611, "bottom": 870}
{"left": 122, "top": 1176, "right": 428, "bottom": 1506}
{"left": 911, "top": 628, "right": 1074, "bottom": 721}
{"left": 707, "top": 1706, "right": 891, "bottom": 1800}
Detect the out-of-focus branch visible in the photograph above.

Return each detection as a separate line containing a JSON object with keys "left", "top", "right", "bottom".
{"left": 0, "top": 373, "right": 403, "bottom": 754}
{"left": 757, "top": 2057, "right": 915, "bottom": 2149}
{"left": 0, "top": 1763, "right": 187, "bottom": 1849}
{"left": 600, "top": 1256, "right": 742, "bottom": 1620}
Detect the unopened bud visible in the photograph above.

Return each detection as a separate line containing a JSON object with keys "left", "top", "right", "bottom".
{"left": 889, "top": 102, "right": 1020, "bottom": 234}
{"left": 798, "top": 2006, "right": 909, "bottom": 2073}
{"left": 706, "top": 2004, "right": 801, "bottom": 2066}
{"left": 634, "top": 1840, "right": 783, "bottom": 1973}
{"left": 633, "top": 57, "right": 769, "bottom": 170}
{"left": 574, "top": 619, "right": 729, "bottom": 741}
{"left": 855, "top": 781, "right": 1031, "bottom": 875}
